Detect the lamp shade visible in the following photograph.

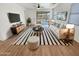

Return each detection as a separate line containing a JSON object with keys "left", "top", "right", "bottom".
{"left": 66, "top": 24, "right": 74, "bottom": 29}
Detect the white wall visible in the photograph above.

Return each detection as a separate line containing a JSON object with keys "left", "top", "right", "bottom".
{"left": 0, "top": 3, "right": 26, "bottom": 41}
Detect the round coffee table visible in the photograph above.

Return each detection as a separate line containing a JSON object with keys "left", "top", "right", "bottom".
{"left": 32, "top": 25, "right": 44, "bottom": 36}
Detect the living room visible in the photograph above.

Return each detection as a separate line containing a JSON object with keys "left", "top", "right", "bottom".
{"left": 0, "top": 3, "right": 79, "bottom": 56}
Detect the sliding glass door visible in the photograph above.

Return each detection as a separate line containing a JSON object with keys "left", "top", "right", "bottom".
{"left": 36, "top": 11, "right": 50, "bottom": 27}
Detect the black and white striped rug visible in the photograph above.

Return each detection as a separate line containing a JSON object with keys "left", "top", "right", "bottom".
{"left": 13, "top": 27, "right": 67, "bottom": 45}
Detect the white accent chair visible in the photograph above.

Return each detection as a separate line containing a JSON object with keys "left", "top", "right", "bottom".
{"left": 50, "top": 24, "right": 66, "bottom": 39}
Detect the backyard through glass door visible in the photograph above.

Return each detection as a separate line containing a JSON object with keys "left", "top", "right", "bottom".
{"left": 41, "top": 20, "right": 49, "bottom": 27}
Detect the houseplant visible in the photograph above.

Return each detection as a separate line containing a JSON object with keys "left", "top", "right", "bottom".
{"left": 26, "top": 17, "right": 31, "bottom": 26}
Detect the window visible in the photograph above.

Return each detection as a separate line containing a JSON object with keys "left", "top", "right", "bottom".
{"left": 53, "top": 11, "right": 67, "bottom": 21}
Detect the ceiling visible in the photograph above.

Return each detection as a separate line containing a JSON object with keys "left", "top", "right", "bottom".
{"left": 18, "top": 3, "right": 37, "bottom": 9}
{"left": 37, "top": 3, "right": 58, "bottom": 9}
{"left": 18, "top": 3, "right": 58, "bottom": 10}
{"left": 17, "top": 3, "right": 71, "bottom": 13}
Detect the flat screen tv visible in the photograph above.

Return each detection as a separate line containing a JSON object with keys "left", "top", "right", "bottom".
{"left": 8, "top": 13, "right": 20, "bottom": 23}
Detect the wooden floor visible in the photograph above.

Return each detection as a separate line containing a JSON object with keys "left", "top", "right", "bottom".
{"left": 0, "top": 29, "right": 79, "bottom": 56}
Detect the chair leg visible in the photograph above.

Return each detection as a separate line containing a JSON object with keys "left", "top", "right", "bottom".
{"left": 70, "top": 40, "right": 73, "bottom": 45}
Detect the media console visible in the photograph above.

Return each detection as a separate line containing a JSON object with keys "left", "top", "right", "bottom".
{"left": 11, "top": 24, "right": 25, "bottom": 34}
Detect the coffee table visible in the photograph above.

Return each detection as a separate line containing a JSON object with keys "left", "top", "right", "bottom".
{"left": 32, "top": 25, "right": 44, "bottom": 36}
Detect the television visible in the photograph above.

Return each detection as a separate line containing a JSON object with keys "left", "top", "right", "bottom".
{"left": 8, "top": 13, "right": 20, "bottom": 23}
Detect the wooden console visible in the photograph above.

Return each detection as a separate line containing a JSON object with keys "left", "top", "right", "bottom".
{"left": 11, "top": 24, "right": 25, "bottom": 34}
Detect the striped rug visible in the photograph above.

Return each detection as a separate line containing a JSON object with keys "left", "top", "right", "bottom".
{"left": 13, "top": 27, "right": 68, "bottom": 45}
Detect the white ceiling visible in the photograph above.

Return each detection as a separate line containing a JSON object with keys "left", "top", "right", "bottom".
{"left": 17, "top": 3, "right": 72, "bottom": 12}
{"left": 37, "top": 3, "right": 58, "bottom": 9}
{"left": 18, "top": 3, "right": 37, "bottom": 9}
{"left": 17, "top": 3, "right": 58, "bottom": 10}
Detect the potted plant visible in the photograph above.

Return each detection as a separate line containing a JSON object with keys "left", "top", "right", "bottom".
{"left": 26, "top": 17, "right": 31, "bottom": 26}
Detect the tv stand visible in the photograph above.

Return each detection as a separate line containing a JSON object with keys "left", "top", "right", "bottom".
{"left": 11, "top": 24, "right": 25, "bottom": 34}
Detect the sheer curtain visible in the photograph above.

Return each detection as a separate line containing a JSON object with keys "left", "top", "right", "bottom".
{"left": 69, "top": 3, "right": 79, "bottom": 26}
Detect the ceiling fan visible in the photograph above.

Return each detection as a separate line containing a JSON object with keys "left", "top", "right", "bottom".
{"left": 37, "top": 3, "right": 58, "bottom": 9}
{"left": 37, "top": 4, "right": 40, "bottom": 8}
